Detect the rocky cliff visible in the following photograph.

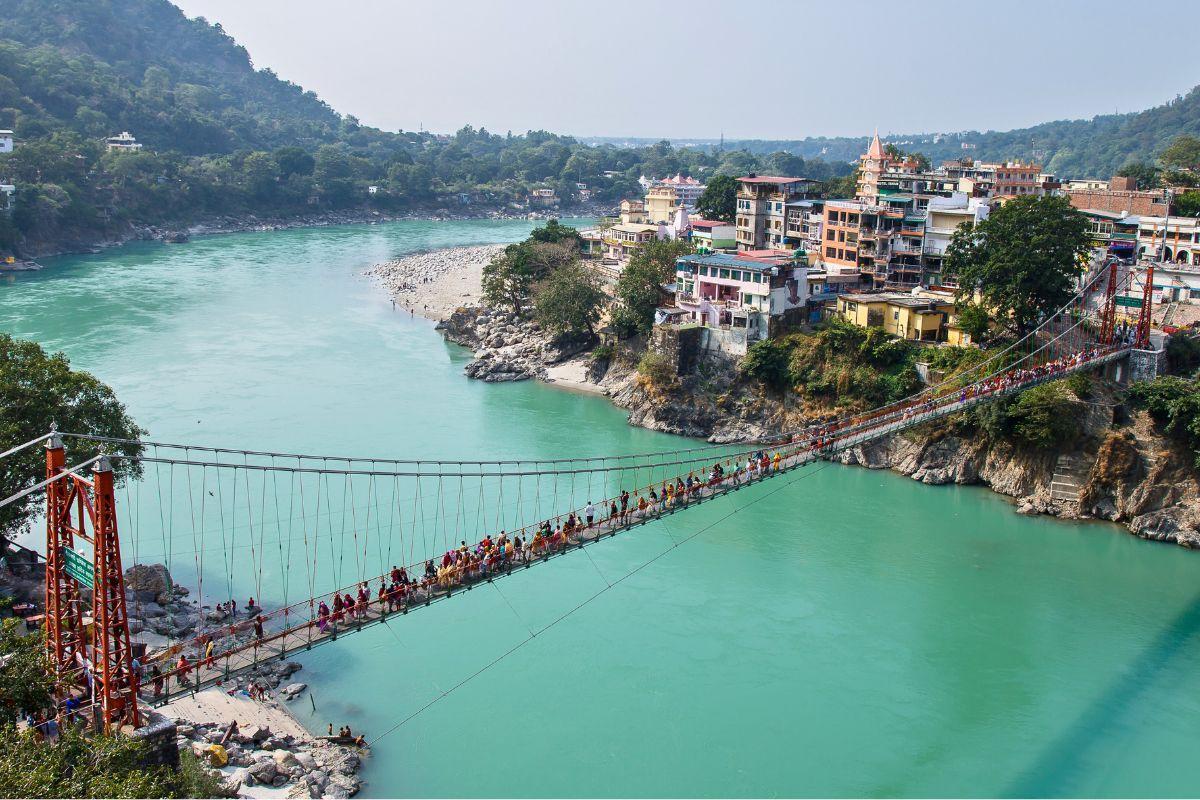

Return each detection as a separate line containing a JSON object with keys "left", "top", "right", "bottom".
{"left": 436, "top": 310, "right": 1199, "bottom": 549}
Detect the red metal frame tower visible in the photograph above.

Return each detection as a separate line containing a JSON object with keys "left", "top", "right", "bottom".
{"left": 44, "top": 434, "right": 86, "bottom": 694}
{"left": 44, "top": 435, "right": 141, "bottom": 732}
{"left": 1097, "top": 257, "right": 1120, "bottom": 346}
{"left": 1134, "top": 264, "right": 1156, "bottom": 349}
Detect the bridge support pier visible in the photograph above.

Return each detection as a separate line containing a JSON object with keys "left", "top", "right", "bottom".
{"left": 1129, "top": 346, "right": 1167, "bottom": 384}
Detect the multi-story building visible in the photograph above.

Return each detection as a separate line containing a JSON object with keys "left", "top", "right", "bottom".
{"left": 922, "top": 192, "right": 990, "bottom": 285}
{"left": 1077, "top": 209, "right": 1140, "bottom": 260}
{"left": 735, "top": 175, "right": 818, "bottom": 250}
{"left": 784, "top": 199, "right": 825, "bottom": 255}
{"left": 991, "top": 161, "right": 1042, "bottom": 197}
{"left": 603, "top": 223, "right": 659, "bottom": 267}
{"left": 619, "top": 199, "right": 648, "bottom": 225}
{"left": 105, "top": 131, "right": 143, "bottom": 152}
{"left": 657, "top": 174, "right": 706, "bottom": 205}
{"left": 820, "top": 196, "right": 925, "bottom": 288}
{"left": 662, "top": 250, "right": 810, "bottom": 349}
{"left": 688, "top": 219, "right": 736, "bottom": 252}
{"left": 645, "top": 185, "right": 679, "bottom": 224}
{"left": 1137, "top": 215, "right": 1200, "bottom": 265}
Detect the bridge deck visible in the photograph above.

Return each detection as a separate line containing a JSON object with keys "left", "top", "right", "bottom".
{"left": 141, "top": 347, "right": 1130, "bottom": 707}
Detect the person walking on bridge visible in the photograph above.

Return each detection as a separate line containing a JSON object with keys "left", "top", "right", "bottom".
{"left": 585, "top": 501, "right": 596, "bottom": 528}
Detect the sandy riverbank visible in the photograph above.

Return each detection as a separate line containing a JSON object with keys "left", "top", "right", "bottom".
{"left": 366, "top": 243, "right": 504, "bottom": 321}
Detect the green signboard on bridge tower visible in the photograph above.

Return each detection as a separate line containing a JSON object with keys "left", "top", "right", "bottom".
{"left": 63, "top": 547, "right": 94, "bottom": 589}
{"left": 1115, "top": 296, "right": 1144, "bottom": 308}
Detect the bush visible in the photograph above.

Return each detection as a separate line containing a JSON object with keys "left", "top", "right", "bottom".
{"left": 1006, "top": 381, "right": 1085, "bottom": 449}
{"left": 637, "top": 351, "right": 676, "bottom": 388}
{"left": 589, "top": 344, "right": 613, "bottom": 362}
{"left": 740, "top": 339, "right": 792, "bottom": 390}
{"left": 1166, "top": 333, "right": 1200, "bottom": 375}
{"left": 1127, "top": 376, "right": 1200, "bottom": 467}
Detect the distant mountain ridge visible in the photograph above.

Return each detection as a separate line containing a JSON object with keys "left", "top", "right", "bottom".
{"left": 582, "top": 87, "right": 1200, "bottom": 179}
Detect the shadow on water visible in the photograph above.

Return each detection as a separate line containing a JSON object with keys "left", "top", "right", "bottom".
{"left": 1007, "top": 591, "right": 1200, "bottom": 797}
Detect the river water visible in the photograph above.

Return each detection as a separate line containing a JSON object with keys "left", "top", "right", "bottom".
{"left": 2, "top": 219, "right": 1199, "bottom": 798}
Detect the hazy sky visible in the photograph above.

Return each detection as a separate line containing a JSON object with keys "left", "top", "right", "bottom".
{"left": 172, "top": 0, "right": 1200, "bottom": 140}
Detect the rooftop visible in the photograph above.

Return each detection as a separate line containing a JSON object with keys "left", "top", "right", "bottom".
{"left": 737, "top": 175, "right": 813, "bottom": 185}
{"left": 610, "top": 223, "right": 658, "bottom": 234}
{"left": 839, "top": 291, "right": 952, "bottom": 309}
{"left": 677, "top": 251, "right": 799, "bottom": 273}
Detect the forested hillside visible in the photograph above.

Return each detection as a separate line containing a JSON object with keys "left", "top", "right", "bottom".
{"left": 0, "top": 0, "right": 851, "bottom": 257}
{"left": 591, "top": 87, "right": 1200, "bottom": 179}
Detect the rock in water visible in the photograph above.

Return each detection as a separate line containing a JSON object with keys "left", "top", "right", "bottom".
{"left": 124, "top": 563, "right": 173, "bottom": 604}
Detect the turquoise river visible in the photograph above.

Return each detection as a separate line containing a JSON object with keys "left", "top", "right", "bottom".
{"left": 2, "top": 219, "right": 1198, "bottom": 798}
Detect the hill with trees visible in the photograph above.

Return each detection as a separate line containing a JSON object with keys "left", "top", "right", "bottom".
{"left": 587, "top": 87, "right": 1200, "bottom": 180}
{"left": 0, "top": 0, "right": 852, "bottom": 257}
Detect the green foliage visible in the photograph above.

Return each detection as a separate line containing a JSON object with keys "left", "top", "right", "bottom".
{"left": 775, "top": 319, "right": 923, "bottom": 409}
{"left": 636, "top": 351, "right": 676, "bottom": 388}
{"left": 0, "top": 724, "right": 226, "bottom": 798}
{"left": 613, "top": 239, "right": 694, "bottom": 334}
{"left": 1116, "top": 161, "right": 1161, "bottom": 189}
{"left": 1127, "top": 377, "right": 1200, "bottom": 467}
{"left": 1160, "top": 134, "right": 1200, "bottom": 174}
{"left": 534, "top": 260, "right": 605, "bottom": 336}
{"left": 0, "top": 335, "right": 145, "bottom": 537}
{"left": 1167, "top": 333, "right": 1200, "bottom": 375}
{"left": 955, "top": 302, "right": 991, "bottom": 343}
{"left": 695, "top": 175, "right": 738, "bottom": 222}
{"left": 1066, "top": 372, "right": 1093, "bottom": 399}
{"left": 589, "top": 344, "right": 613, "bottom": 362}
{"left": 946, "top": 195, "right": 1091, "bottom": 336}
{"left": 740, "top": 339, "right": 792, "bottom": 391}
{"left": 528, "top": 219, "right": 582, "bottom": 247}
{"left": 1005, "top": 381, "right": 1086, "bottom": 449}
{"left": 1175, "top": 190, "right": 1200, "bottom": 218}
{"left": 0, "top": 620, "right": 53, "bottom": 725}
{"left": 481, "top": 245, "right": 536, "bottom": 316}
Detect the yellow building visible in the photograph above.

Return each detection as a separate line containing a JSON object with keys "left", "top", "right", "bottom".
{"left": 835, "top": 292, "right": 956, "bottom": 342}
{"left": 644, "top": 186, "right": 679, "bottom": 224}
{"left": 603, "top": 223, "right": 658, "bottom": 267}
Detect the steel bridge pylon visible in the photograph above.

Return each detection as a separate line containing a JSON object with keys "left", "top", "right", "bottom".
{"left": 44, "top": 432, "right": 141, "bottom": 733}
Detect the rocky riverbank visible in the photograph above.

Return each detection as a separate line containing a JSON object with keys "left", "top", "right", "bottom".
{"left": 167, "top": 689, "right": 365, "bottom": 798}
{"left": 366, "top": 244, "right": 505, "bottom": 320}
{"left": 426, "top": 304, "right": 1200, "bottom": 549}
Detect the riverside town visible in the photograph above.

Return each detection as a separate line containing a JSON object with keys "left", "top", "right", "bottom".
{"left": 1, "top": 2, "right": 1199, "bottom": 799}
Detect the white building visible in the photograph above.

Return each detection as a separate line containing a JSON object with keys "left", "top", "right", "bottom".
{"left": 0, "top": 130, "right": 12, "bottom": 154}
{"left": 105, "top": 132, "right": 143, "bottom": 152}
{"left": 922, "top": 192, "right": 989, "bottom": 284}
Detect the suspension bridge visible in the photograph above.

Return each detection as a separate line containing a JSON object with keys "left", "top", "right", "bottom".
{"left": 0, "top": 258, "right": 1161, "bottom": 734}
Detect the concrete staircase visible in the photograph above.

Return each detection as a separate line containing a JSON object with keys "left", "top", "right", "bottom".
{"left": 1050, "top": 453, "right": 1092, "bottom": 502}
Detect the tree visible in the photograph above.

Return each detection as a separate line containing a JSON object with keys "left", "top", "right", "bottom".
{"left": 1174, "top": 190, "right": 1200, "bottom": 218}
{"left": 1160, "top": 134, "right": 1200, "bottom": 175}
{"left": 534, "top": 261, "right": 605, "bottom": 336}
{"left": 481, "top": 244, "right": 536, "bottom": 316}
{"left": 0, "top": 620, "right": 53, "bottom": 725}
{"left": 1116, "top": 161, "right": 1160, "bottom": 189}
{"left": 613, "top": 238, "right": 694, "bottom": 335}
{"left": 1127, "top": 376, "right": 1200, "bottom": 467}
{"left": 695, "top": 175, "right": 738, "bottom": 222}
{"left": 740, "top": 339, "right": 792, "bottom": 391}
{"left": 820, "top": 171, "right": 858, "bottom": 199}
{"left": 955, "top": 302, "right": 991, "bottom": 343}
{"left": 1006, "top": 381, "right": 1085, "bottom": 448}
{"left": 0, "top": 335, "right": 145, "bottom": 538}
{"left": 944, "top": 195, "right": 1091, "bottom": 337}
{"left": 527, "top": 219, "right": 582, "bottom": 248}
{"left": 0, "top": 724, "right": 225, "bottom": 798}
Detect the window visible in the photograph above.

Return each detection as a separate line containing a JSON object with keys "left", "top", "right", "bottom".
{"left": 826, "top": 246, "right": 836, "bottom": 258}
{"left": 893, "top": 310, "right": 899, "bottom": 320}
{"left": 699, "top": 266, "right": 708, "bottom": 276}
{"left": 720, "top": 269, "right": 730, "bottom": 279}
{"left": 753, "top": 273, "right": 762, "bottom": 283}
{"left": 827, "top": 230, "right": 835, "bottom": 241}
